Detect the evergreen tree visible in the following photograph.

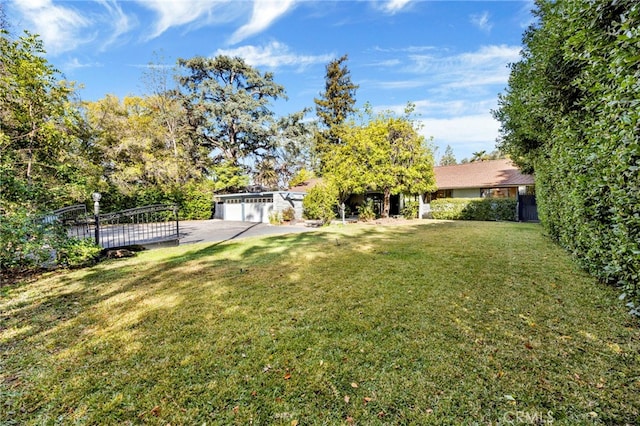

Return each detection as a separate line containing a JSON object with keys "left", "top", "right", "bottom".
{"left": 314, "top": 54, "right": 358, "bottom": 166}
{"left": 178, "top": 55, "right": 286, "bottom": 168}
{"left": 439, "top": 145, "right": 457, "bottom": 166}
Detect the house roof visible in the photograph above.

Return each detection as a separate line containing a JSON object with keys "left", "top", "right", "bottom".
{"left": 434, "top": 159, "right": 534, "bottom": 190}
{"left": 288, "top": 177, "right": 322, "bottom": 193}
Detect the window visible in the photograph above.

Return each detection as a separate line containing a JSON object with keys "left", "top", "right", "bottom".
{"left": 480, "top": 187, "right": 517, "bottom": 198}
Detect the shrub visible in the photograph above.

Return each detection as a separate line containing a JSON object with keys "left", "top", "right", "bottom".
{"left": 303, "top": 182, "right": 338, "bottom": 225}
{"left": 0, "top": 208, "right": 101, "bottom": 275}
{"left": 357, "top": 199, "right": 377, "bottom": 222}
{"left": 282, "top": 207, "right": 296, "bottom": 222}
{"left": 268, "top": 211, "right": 283, "bottom": 225}
{"left": 401, "top": 200, "right": 419, "bottom": 219}
{"left": 57, "top": 237, "right": 102, "bottom": 268}
{"left": 430, "top": 198, "right": 517, "bottom": 221}
{"left": 178, "top": 180, "right": 214, "bottom": 220}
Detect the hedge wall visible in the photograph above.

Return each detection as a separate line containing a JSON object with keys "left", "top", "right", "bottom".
{"left": 494, "top": 1, "right": 639, "bottom": 310}
{"left": 430, "top": 198, "right": 517, "bottom": 221}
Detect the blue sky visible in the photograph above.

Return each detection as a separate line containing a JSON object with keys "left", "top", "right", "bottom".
{"left": 7, "top": 0, "right": 534, "bottom": 162}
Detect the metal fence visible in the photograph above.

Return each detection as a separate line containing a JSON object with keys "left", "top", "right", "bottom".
{"left": 95, "top": 204, "right": 179, "bottom": 249}
{"left": 49, "top": 204, "right": 92, "bottom": 240}
{"left": 48, "top": 204, "right": 179, "bottom": 249}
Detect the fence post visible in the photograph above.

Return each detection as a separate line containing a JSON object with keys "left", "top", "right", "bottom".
{"left": 174, "top": 205, "right": 179, "bottom": 241}
{"left": 92, "top": 192, "right": 101, "bottom": 246}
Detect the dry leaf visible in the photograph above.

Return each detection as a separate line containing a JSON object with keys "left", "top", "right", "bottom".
{"left": 284, "top": 373, "right": 292, "bottom": 380}
{"left": 291, "top": 420, "right": 299, "bottom": 426}
{"left": 344, "top": 395, "right": 350, "bottom": 403}
{"left": 233, "top": 406, "right": 239, "bottom": 414}
{"left": 346, "top": 416, "right": 354, "bottom": 424}
{"left": 263, "top": 365, "right": 272, "bottom": 373}
{"left": 377, "top": 411, "right": 385, "bottom": 418}
{"left": 351, "top": 382, "right": 358, "bottom": 388}
{"left": 364, "top": 397, "right": 372, "bottom": 404}
{"left": 524, "top": 342, "right": 533, "bottom": 350}
{"left": 150, "top": 406, "right": 161, "bottom": 417}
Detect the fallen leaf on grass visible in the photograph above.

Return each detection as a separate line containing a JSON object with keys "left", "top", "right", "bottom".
{"left": 150, "top": 405, "right": 161, "bottom": 417}
{"left": 344, "top": 395, "right": 350, "bottom": 403}
{"left": 284, "top": 373, "right": 292, "bottom": 380}
{"left": 233, "top": 406, "right": 239, "bottom": 414}
{"left": 351, "top": 382, "right": 358, "bottom": 388}
{"left": 263, "top": 365, "right": 272, "bottom": 373}
{"left": 346, "top": 416, "right": 354, "bottom": 424}
{"left": 291, "top": 420, "right": 299, "bottom": 426}
{"left": 364, "top": 397, "right": 372, "bottom": 404}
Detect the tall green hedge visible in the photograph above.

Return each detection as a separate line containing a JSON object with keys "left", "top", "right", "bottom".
{"left": 495, "top": 1, "right": 639, "bottom": 310}
{"left": 430, "top": 198, "right": 517, "bottom": 221}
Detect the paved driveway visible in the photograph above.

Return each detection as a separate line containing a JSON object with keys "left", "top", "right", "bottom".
{"left": 178, "top": 220, "right": 315, "bottom": 245}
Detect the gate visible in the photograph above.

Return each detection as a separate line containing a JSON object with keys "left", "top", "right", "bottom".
{"left": 518, "top": 194, "right": 538, "bottom": 222}
{"left": 96, "top": 204, "right": 179, "bottom": 249}
{"left": 50, "top": 204, "right": 92, "bottom": 240}
{"left": 49, "top": 204, "right": 180, "bottom": 249}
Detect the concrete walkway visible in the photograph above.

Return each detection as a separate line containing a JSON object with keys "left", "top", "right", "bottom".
{"left": 178, "top": 220, "right": 315, "bottom": 245}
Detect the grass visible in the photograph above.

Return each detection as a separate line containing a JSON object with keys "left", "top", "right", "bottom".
{"left": 1, "top": 221, "right": 639, "bottom": 425}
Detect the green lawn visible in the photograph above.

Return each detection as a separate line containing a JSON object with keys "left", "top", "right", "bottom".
{"left": 1, "top": 221, "right": 638, "bottom": 425}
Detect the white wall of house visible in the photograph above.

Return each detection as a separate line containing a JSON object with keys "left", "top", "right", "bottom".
{"left": 273, "top": 193, "right": 305, "bottom": 220}
{"left": 452, "top": 188, "right": 481, "bottom": 198}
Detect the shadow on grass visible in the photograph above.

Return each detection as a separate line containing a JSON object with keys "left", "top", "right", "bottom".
{"left": 9, "top": 220, "right": 635, "bottom": 425}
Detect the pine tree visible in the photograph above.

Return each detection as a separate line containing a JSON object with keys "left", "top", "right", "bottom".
{"left": 314, "top": 55, "right": 358, "bottom": 166}
{"left": 439, "top": 145, "right": 457, "bottom": 166}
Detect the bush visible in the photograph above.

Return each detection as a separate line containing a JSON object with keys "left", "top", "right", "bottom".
{"left": 430, "top": 198, "right": 517, "bottom": 221}
{"left": 357, "top": 199, "right": 377, "bottom": 221}
{"left": 178, "top": 180, "right": 214, "bottom": 220}
{"left": 303, "top": 182, "right": 338, "bottom": 225}
{"left": 282, "top": 207, "right": 296, "bottom": 222}
{"left": 0, "top": 208, "right": 101, "bottom": 275}
{"left": 268, "top": 211, "right": 283, "bottom": 225}
{"left": 57, "top": 237, "right": 102, "bottom": 268}
{"left": 401, "top": 200, "right": 419, "bottom": 219}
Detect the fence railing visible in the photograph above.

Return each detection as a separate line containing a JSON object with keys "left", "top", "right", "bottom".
{"left": 48, "top": 204, "right": 179, "bottom": 249}
{"left": 95, "top": 204, "right": 179, "bottom": 249}
{"left": 49, "top": 204, "right": 92, "bottom": 240}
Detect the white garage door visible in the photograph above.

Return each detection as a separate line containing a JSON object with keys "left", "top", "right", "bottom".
{"left": 223, "top": 197, "right": 274, "bottom": 223}
{"left": 223, "top": 200, "right": 244, "bottom": 221}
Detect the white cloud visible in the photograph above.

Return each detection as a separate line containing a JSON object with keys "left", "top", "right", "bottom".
{"left": 97, "top": 0, "right": 135, "bottom": 49}
{"left": 137, "top": 0, "right": 241, "bottom": 40}
{"left": 64, "top": 58, "right": 102, "bottom": 71}
{"left": 470, "top": 11, "right": 493, "bottom": 33}
{"left": 215, "top": 41, "right": 333, "bottom": 70}
{"left": 418, "top": 113, "right": 501, "bottom": 159}
{"left": 11, "top": 0, "right": 93, "bottom": 55}
{"left": 229, "top": 0, "right": 297, "bottom": 45}
{"left": 382, "top": 0, "right": 412, "bottom": 14}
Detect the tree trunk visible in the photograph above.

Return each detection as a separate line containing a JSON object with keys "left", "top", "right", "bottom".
{"left": 382, "top": 188, "right": 391, "bottom": 218}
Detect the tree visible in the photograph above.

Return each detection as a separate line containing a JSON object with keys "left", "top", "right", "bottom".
{"left": 470, "top": 150, "right": 489, "bottom": 162}
{"left": 439, "top": 144, "right": 457, "bottom": 166}
{"left": 177, "top": 55, "right": 286, "bottom": 169}
{"left": 326, "top": 107, "right": 436, "bottom": 218}
{"left": 493, "top": 0, "right": 640, "bottom": 307}
{"left": 0, "top": 30, "right": 90, "bottom": 210}
{"left": 84, "top": 94, "right": 211, "bottom": 208}
{"left": 314, "top": 54, "right": 358, "bottom": 165}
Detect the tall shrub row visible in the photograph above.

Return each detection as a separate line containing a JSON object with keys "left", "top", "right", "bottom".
{"left": 495, "top": 1, "right": 639, "bottom": 308}
{"left": 430, "top": 198, "right": 517, "bottom": 221}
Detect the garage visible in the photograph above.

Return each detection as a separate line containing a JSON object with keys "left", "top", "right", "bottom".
{"left": 214, "top": 191, "right": 306, "bottom": 223}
